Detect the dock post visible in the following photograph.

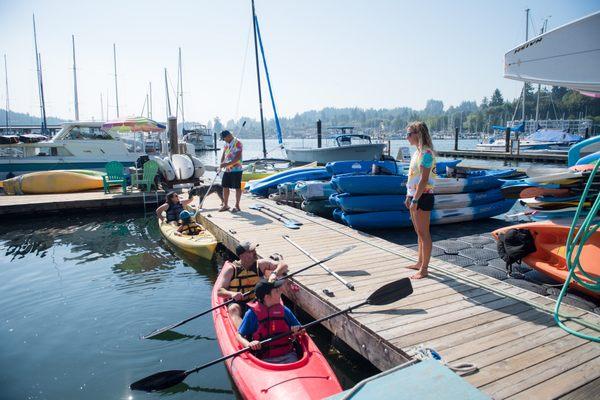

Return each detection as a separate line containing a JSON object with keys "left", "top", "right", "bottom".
{"left": 454, "top": 128, "right": 459, "bottom": 150}
{"left": 168, "top": 116, "right": 178, "bottom": 154}
{"left": 504, "top": 127, "right": 510, "bottom": 153}
{"left": 585, "top": 128, "right": 589, "bottom": 139}
{"left": 317, "top": 119, "right": 322, "bottom": 148}
{"left": 214, "top": 131, "right": 217, "bottom": 150}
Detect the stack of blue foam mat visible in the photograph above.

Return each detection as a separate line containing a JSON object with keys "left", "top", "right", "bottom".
{"left": 330, "top": 166, "right": 516, "bottom": 229}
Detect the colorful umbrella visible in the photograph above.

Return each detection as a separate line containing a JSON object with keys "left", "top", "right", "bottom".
{"left": 102, "top": 117, "right": 166, "bottom": 133}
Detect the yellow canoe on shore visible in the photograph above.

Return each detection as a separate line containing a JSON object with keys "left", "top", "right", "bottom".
{"left": 159, "top": 213, "right": 218, "bottom": 260}
{"left": 0, "top": 170, "right": 105, "bottom": 195}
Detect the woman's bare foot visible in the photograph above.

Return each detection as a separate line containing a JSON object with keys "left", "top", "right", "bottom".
{"left": 406, "top": 263, "right": 422, "bottom": 270}
{"left": 410, "top": 269, "right": 428, "bottom": 279}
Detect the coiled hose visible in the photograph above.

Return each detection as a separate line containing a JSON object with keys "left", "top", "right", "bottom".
{"left": 555, "top": 159, "right": 600, "bottom": 342}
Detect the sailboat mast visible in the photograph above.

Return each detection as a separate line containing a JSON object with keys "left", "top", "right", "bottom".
{"left": 251, "top": 0, "right": 267, "bottom": 158}
{"left": 100, "top": 93, "right": 104, "bottom": 121}
{"left": 522, "top": 8, "right": 529, "bottom": 124}
{"left": 32, "top": 14, "right": 47, "bottom": 134}
{"left": 164, "top": 68, "right": 172, "bottom": 117}
{"left": 4, "top": 54, "right": 9, "bottom": 131}
{"left": 534, "top": 18, "right": 548, "bottom": 123}
{"left": 149, "top": 82, "right": 153, "bottom": 119}
{"left": 113, "top": 43, "right": 120, "bottom": 118}
{"left": 72, "top": 35, "right": 80, "bottom": 121}
{"left": 178, "top": 47, "right": 185, "bottom": 130}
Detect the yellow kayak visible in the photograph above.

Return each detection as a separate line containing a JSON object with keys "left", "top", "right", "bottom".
{"left": 158, "top": 215, "right": 218, "bottom": 260}
{"left": 0, "top": 170, "right": 105, "bottom": 195}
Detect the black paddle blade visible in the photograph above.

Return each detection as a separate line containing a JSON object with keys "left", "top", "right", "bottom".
{"left": 130, "top": 369, "right": 188, "bottom": 392}
{"left": 367, "top": 278, "right": 413, "bottom": 306}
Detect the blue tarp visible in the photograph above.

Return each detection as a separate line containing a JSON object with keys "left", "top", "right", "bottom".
{"left": 527, "top": 129, "right": 582, "bottom": 143}
{"left": 491, "top": 123, "right": 525, "bottom": 132}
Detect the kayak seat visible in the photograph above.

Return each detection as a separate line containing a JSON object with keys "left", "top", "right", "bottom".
{"left": 103, "top": 161, "right": 128, "bottom": 195}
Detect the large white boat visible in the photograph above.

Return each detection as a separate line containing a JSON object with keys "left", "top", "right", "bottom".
{"left": 285, "top": 127, "right": 385, "bottom": 164}
{"left": 477, "top": 127, "right": 582, "bottom": 152}
{"left": 504, "top": 11, "right": 600, "bottom": 97}
{"left": 0, "top": 121, "right": 144, "bottom": 179}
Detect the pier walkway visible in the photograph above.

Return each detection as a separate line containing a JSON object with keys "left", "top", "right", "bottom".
{"left": 198, "top": 194, "right": 600, "bottom": 399}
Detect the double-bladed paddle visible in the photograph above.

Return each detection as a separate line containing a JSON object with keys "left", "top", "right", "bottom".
{"left": 249, "top": 204, "right": 302, "bottom": 229}
{"left": 141, "top": 245, "right": 356, "bottom": 339}
{"left": 130, "top": 277, "right": 413, "bottom": 392}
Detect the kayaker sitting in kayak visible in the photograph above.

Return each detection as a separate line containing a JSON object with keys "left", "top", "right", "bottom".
{"left": 217, "top": 241, "right": 288, "bottom": 328}
{"left": 236, "top": 278, "right": 302, "bottom": 364}
{"left": 156, "top": 191, "right": 196, "bottom": 224}
{"left": 174, "top": 210, "right": 204, "bottom": 236}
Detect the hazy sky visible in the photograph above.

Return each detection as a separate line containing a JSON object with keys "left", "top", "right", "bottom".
{"left": 1, "top": 0, "right": 598, "bottom": 124}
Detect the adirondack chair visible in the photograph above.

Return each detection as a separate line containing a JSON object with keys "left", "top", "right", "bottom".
{"left": 102, "top": 161, "right": 128, "bottom": 194}
{"left": 133, "top": 160, "right": 159, "bottom": 192}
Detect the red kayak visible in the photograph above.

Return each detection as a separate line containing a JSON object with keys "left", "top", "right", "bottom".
{"left": 211, "top": 272, "right": 343, "bottom": 400}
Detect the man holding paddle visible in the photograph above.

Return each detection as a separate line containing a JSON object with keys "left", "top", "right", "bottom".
{"left": 217, "top": 241, "right": 288, "bottom": 328}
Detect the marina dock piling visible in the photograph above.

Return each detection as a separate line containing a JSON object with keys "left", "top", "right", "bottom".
{"left": 317, "top": 119, "right": 322, "bottom": 148}
{"left": 504, "top": 128, "right": 510, "bottom": 153}
{"left": 454, "top": 128, "right": 459, "bottom": 150}
{"left": 168, "top": 116, "right": 179, "bottom": 154}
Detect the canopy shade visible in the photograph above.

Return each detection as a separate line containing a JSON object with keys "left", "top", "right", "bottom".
{"left": 102, "top": 117, "right": 166, "bottom": 133}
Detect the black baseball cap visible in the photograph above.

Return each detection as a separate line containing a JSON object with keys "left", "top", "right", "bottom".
{"left": 220, "top": 130, "right": 232, "bottom": 140}
{"left": 254, "top": 278, "right": 284, "bottom": 301}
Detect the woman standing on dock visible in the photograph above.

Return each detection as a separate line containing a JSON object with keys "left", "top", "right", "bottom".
{"left": 405, "top": 122, "right": 436, "bottom": 279}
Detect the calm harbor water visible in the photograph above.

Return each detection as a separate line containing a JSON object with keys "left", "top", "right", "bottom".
{"left": 196, "top": 138, "right": 563, "bottom": 171}
{"left": 0, "top": 213, "right": 374, "bottom": 400}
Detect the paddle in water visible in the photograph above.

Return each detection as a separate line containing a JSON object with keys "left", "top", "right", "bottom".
{"left": 140, "top": 245, "right": 356, "bottom": 339}
{"left": 130, "top": 277, "right": 413, "bottom": 392}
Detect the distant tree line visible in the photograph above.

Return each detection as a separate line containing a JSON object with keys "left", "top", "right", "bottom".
{"left": 215, "top": 86, "right": 600, "bottom": 138}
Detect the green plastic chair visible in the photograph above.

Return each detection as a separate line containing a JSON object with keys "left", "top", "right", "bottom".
{"left": 103, "top": 161, "right": 128, "bottom": 194}
{"left": 133, "top": 160, "right": 159, "bottom": 192}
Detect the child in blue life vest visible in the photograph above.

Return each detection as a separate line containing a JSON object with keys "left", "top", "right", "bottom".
{"left": 175, "top": 210, "right": 204, "bottom": 236}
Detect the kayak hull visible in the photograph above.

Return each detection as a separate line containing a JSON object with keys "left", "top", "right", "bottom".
{"left": 340, "top": 199, "right": 515, "bottom": 229}
{"left": 1, "top": 169, "right": 105, "bottom": 195}
{"left": 492, "top": 221, "right": 600, "bottom": 298}
{"left": 330, "top": 189, "right": 504, "bottom": 213}
{"left": 211, "top": 271, "right": 342, "bottom": 400}
{"left": 158, "top": 215, "right": 217, "bottom": 260}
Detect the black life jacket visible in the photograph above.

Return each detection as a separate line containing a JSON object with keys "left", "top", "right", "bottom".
{"left": 497, "top": 228, "right": 536, "bottom": 276}
{"left": 166, "top": 203, "right": 185, "bottom": 222}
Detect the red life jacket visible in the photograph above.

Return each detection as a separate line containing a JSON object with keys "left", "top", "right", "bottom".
{"left": 247, "top": 301, "right": 294, "bottom": 359}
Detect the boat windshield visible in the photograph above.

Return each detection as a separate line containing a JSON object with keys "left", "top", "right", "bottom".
{"left": 335, "top": 134, "right": 372, "bottom": 146}
{"left": 65, "top": 126, "right": 113, "bottom": 140}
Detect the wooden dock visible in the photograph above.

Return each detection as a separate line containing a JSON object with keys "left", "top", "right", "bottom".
{"left": 198, "top": 194, "right": 600, "bottom": 399}
{"left": 437, "top": 149, "right": 567, "bottom": 164}
{"left": 0, "top": 190, "right": 162, "bottom": 217}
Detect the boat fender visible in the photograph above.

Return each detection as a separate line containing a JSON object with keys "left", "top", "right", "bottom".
{"left": 496, "top": 229, "right": 537, "bottom": 276}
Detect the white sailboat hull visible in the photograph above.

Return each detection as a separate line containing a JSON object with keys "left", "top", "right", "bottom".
{"left": 504, "top": 11, "right": 600, "bottom": 95}
{"left": 285, "top": 143, "right": 385, "bottom": 164}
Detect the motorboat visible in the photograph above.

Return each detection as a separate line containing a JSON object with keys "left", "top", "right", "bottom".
{"left": 285, "top": 127, "right": 385, "bottom": 164}
{"left": 0, "top": 121, "right": 145, "bottom": 179}
{"left": 183, "top": 124, "right": 215, "bottom": 151}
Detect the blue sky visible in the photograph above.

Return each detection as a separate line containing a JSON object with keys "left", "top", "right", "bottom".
{"left": 1, "top": 0, "right": 598, "bottom": 124}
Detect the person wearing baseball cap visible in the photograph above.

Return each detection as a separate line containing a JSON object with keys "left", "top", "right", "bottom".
{"left": 236, "top": 278, "right": 302, "bottom": 364}
{"left": 219, "top": 129, "right": 243, "bottom": 213}
{"left": 216, "top": 241, "right": 289, "bottom": 328}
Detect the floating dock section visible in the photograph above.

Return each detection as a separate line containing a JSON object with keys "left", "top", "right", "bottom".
{"left": 198, "top": 194, "right": 600, "bottom": 399}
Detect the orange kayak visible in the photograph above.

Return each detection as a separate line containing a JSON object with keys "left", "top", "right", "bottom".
{"left": 492, "top": 221, "right": 600, "bottom": 298}
{"left": 211, "top": 271, "right": 342, "bottom": 399}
